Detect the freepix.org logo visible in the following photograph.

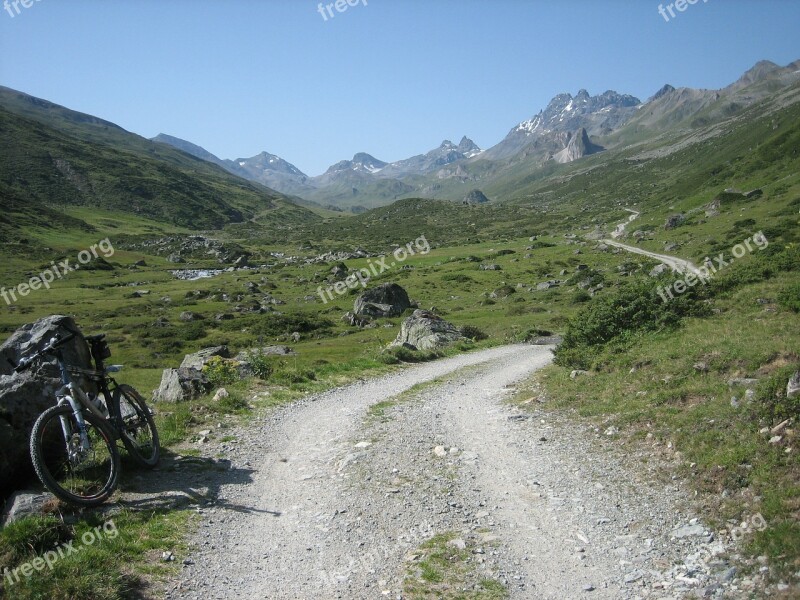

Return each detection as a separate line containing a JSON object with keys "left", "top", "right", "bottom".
{"left": 4, "top": 0, "right": 43, "bottom": 19}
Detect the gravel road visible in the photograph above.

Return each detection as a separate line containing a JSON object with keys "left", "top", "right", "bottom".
{"left": 601, "top": 240, "right": 702, "bottom": 276}
{"left": 163, "top": 345, "right": 753, "bottom": 600}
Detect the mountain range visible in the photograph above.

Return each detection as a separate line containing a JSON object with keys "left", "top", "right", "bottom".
{"left": 150, "top": 59, "right": 800, "bottom": 211}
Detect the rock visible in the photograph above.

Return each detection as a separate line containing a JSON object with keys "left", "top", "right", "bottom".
{"left": 343, "top": 312, "right": 373, "bottom": 328}
{"left": 672, "top": 524, "right": 706, "bottom": 538}
{"left": 354, "top": 283, "right": 411, "bottom": 318}
{"left": 233, "top": 255, "right": 249, "bottom": 268}
{"left": 693, "top": 362, "right": 709, "bottom": 373}
{"left": 133, "top": 259, "right": 147, "bottom": 267}
{"left": 153, "top": 368, "right": 212, "bottom": 403}
{"left": 215, "top": 313, "right": 234, "bottom": 321}
{"left": 490, "top": 285, "right": 516, "bottom": 299}
{"left": 181, "top": 346, "right": 231, "bottom": 370}
{"left": 354, "top": 441, "right": 372, "bottom": 449}
{"left": 623, "top": 570, "right": 644, "bottom": 584}
{"left": 771, "top": 419, "right": 791, "bottom": 436}
{"left": 463, "top": 189, "right": 490, "bottom": 204}
{"left": 570, "top": 370, "right": 589, "bottom": 379}
{"left": 389, "top": 310, "right": 465, "bottom": 351}
{"left": 433, "top": 446, "right": 448, "bottom": 458}
{"left": 705, "top": 197, "right": 722, "bottom": 217}
{"left": 787, "top": 372, "right": 800, "bottom": 398}
{"left": 167, "top": 253, "right": 185, "bottom": 264}
{"left": 447, "top": 538, "right": 467, "bottom": 550}
{"left": 479, "top": 264, "right": 502, "bottom": 271}
{"left": 0, "top": 316, "right": 97, "bottom": 497}
{"left": 180, "top": 311, "right": 204, "bottom": 322}
{"left": 650, "top": 264, "right": 670, "bottom": 277}
{"left": 330, "top": 263, "right": 348, "bottom": 279}
{"left": 2, "top": 490, "right": 52, "bottom": 525}
{"left": 213, "top": 388, "right": 229, "bottom": 402}
{"left": 664, "top": 214, "right": 685, "bottom": 229}
{"left": 234, "top": 346, "right": 296, "bottom": 361}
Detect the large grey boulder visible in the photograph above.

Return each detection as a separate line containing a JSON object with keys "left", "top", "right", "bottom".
{"left": 180, "top": 346, "right": 231, "bottom": 370}
{"left": 152, "top": 368, "right": 212, "bottom": 403}
{"left": 390, "top": 310, "right": 465, "bottom": 351}
{"left": 0, "top": 316, "right": 95, "bottom": 498}
{"left": 354, "top": 283, "right": 411, "bottom": 318}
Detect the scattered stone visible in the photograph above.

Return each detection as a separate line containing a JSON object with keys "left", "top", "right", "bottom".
{"left": 433, "top": 446, "right": 448, "bottom": 458}
{"left": 446, "top": 538, "right": 467, "bottom": 550}
{"left": 570, "top": 370, "right": 589, "bottom": 379}
{"left": 623, "top": 570, "right": 644, "bottom": 583}
{"left": 213, "top": 388, "right": 229, "bottom": 402}
{"left": 672, "top": 524, "right": 706, "bottom": 538}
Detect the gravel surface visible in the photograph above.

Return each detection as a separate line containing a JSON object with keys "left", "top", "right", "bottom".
{"left": 160, "top": 345, "right": 760, "bottom": 599}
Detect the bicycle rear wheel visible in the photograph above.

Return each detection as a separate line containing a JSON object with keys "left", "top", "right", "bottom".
{"left": 30, "top": 405, "right": 120, "bottom": 506}
{"left": 114, "top": 384, "right": 160, "bottom": 468}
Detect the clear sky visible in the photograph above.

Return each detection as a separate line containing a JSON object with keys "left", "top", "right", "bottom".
{"left": 1, "top": 0, "right": 798, "bottom": 176}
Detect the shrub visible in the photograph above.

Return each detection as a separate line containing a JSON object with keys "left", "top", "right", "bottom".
{"left": 460, "top": 325, "right": 488, "bottom": 341}
{"left": 245, "top": 349, "right": 274, "bottom": 379}
{"left": 778, "top": 283, "right": 800, "bottom": 313}
{"left": 215, "top": 391, "right": 249, "bottom": 414}
{"left": 554, "top": 277, "right": 711, "bottom": 369}
{"left": 202, "top": 356, "right": 240, "bottom": 386}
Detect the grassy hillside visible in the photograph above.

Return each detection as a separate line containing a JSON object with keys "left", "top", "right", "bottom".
{"left": 0, "top": 89, "right": 321, "bottom": 234}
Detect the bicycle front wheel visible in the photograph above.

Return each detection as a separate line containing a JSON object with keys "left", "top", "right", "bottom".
{"left": 114, "top": 384, "right": 160, "bottom": 468}
{"left": 30, "top": 405, "right": 120, "bottom": 506}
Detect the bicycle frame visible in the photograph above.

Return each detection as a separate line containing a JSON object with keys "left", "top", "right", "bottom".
{"left": 52, "top": 348, "right": 111, "bottom": 456}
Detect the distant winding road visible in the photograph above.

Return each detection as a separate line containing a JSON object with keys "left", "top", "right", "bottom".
{"left": 603, "top": 209, "right": 702, "bottom": 275}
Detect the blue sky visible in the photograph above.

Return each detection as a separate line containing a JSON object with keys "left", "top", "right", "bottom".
{"left": 1, "top": 0, "right": 798, "bottom": 175}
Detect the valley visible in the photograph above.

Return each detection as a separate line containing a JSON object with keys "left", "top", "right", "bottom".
{"left": 1, "top": 23, "right": 799, "bottom": 599}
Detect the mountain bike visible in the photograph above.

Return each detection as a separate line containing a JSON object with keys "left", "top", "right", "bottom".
{"left": 10, "top": 333, "right": 160, "bottom": 506}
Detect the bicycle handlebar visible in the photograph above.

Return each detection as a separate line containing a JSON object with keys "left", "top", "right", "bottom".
{"left": 9, "top": 333, "right": 77, "bottom": 373}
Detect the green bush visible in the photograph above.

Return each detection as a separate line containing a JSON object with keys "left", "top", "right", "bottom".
{"left": 215, "top": 391, "right": 249, "bottom": 414}
{"left": 778, "top": 283, "right": 800, "bottom": 313}
{"left": 202, "top": 356, "right": 240, "bottom": 386}
{"left": 554, "top": 277, "right": 711, "bottom": 369}
{"left": 245, "top": 349, "right": 275, "bottom": 379}
{"left": 459, "top": 325, "right": 488, "bottom": 341}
